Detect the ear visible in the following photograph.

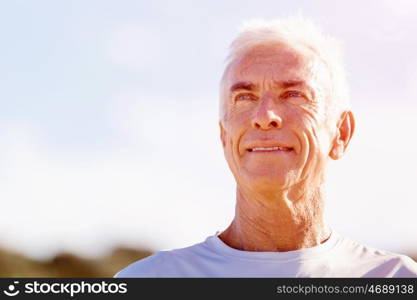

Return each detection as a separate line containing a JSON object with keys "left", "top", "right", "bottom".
{"left": 219, "top": 121, "right": 226, "bottom": 148}
{"left": 329, "top": 110, "right": 355, "bottom": 160}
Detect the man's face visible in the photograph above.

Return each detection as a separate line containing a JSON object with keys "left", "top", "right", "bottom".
{"left": 220, "top": 43, "right": 337, "bottom": 193}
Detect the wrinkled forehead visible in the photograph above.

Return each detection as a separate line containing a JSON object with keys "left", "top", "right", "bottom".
{"left": 223, "top": 43, "right": 328, "bottom": 88}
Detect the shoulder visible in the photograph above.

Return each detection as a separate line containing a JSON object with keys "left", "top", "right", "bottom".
{"left": 336, "top": 235, "right": 417, "bottom": 277}
{"left": 114, "top": 251, "right": 169, "bottom": 278}
{"left": 368, "top": 252, "right": 417, "bottom": 277}
{"left": 367, "top": 253, "right": 417, "bottom": 277}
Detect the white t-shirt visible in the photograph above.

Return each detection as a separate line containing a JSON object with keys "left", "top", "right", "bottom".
{"left": 115, "top": 231, "right": 417, "bottom": 277}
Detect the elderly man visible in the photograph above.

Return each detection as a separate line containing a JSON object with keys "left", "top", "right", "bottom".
{"left": 116, "top": 18, "right": 417, "bottom": 277}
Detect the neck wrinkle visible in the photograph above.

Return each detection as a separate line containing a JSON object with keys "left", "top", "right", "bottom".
{"left": 220, "top": 183, "right": 330, "bottom": 252}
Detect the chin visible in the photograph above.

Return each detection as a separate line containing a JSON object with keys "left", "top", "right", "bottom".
{"left": 241, "top": 170, "right": 295, "bottom": 193}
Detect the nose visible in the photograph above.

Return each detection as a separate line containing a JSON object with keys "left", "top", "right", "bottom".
{"left": 251, "top": 95, "right": 282, "bottom": 130}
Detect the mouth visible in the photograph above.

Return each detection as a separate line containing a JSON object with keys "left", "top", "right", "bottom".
{"left": 247, "top": 146, "right": 293, "bottom": 153}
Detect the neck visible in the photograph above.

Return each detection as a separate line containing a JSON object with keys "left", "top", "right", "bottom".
{"left": 219, "top": 183, "right": 331, "bottom": 252}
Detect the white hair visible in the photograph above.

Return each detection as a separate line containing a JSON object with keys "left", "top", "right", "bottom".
{"left": 220, "top": 16, "right": 350, "bottom": 120}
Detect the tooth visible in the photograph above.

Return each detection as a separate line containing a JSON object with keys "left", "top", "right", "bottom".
{"left": 252, "top": 147, "right": 283, "bottom": 151}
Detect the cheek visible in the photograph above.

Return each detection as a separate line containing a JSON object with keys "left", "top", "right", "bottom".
{"left": 287, "top": 105, "right": 317, "bottom": 133}
{"left": 290, "top": 107, "right": 329, "bottom": 153}
{"left": 227, "top": 102, "right": 254, "bottom": 120}
{"left": 222, "top": 117, "right": 244, "bottom": 156}
{"left": 300, "top": 118, "right": 332, "bottom": 158}
{"left": 222, "top": 109, "right": 254, "bottom": 170}
{"left": 223, "top": 106, "right": 252, "bottom": 138}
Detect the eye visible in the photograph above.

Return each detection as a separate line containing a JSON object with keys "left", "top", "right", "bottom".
{"left": 234, "top": 93, "right": 257, "bottom": 102}
{"left": 283, "top": 91, "right": 304, "bottom": 98}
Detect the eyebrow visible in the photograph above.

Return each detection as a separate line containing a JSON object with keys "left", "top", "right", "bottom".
{"left": 229, "top": 81, "right": 256, "bottom": 92}
{"left": 278, "top": 80, "right": 307, "bottom": 89}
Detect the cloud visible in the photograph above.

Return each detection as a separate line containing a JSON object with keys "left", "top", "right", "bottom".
{"left": 105, "top": 23, "right": 163, "bottom": 70}
{"left": 0, "top": 94, "right": 235, "bottom": 259}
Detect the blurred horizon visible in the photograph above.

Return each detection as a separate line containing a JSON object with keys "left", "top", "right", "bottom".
{"left": 0, "top": 0, "right": 416, "bottom": 262}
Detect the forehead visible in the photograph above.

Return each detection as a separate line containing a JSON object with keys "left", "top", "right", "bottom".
{"left": 224, "top": 44, "right": 326, "bottom": 86}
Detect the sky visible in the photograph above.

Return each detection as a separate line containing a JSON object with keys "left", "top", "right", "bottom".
{"left": 0, "top": 0, "right": 416, "bottom": 259}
